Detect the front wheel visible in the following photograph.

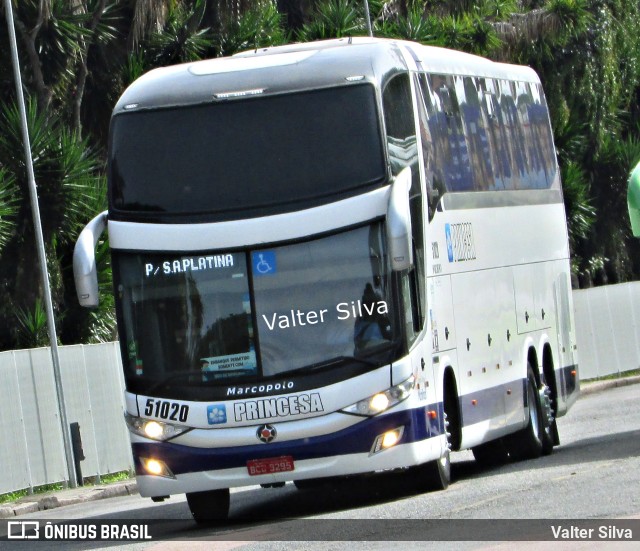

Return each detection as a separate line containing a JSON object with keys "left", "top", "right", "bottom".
{"left": 186, "top": 488, "right": 230, "bottom": 524}
{"left": 417, "top": 448, "right": 451, "bottom": 492}
{"left": 415, "top": 412, "right": 451, "bottom": 492}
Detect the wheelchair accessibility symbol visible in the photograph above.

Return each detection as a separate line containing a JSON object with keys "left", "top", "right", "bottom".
{"left": 252, "top": 251, "right": 276, "bottom": 276}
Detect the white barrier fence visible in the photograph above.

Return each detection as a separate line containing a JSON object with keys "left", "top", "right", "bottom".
{"left": 0, "top": 342, "right": 132, "bottom": 495}
{"left": 0, "top": 283, "right": 637, "bottom": 495}
{"left": 573, "top": 281, "right": 640, "bottom": 379}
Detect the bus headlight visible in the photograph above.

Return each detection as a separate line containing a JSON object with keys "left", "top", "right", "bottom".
{"left": 125, "top": 413, "right": 192, "bottom": 441}
{"left": 340, "top": 376, "right": 414, "bottom": 417}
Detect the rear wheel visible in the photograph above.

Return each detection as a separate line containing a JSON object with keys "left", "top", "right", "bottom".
{"left": 539, "top": 377, "right": 557, "bottom": 455}
{"left": 505, "top": 365, "right": 544, "bottom": 461}
{"left": 186, "top": 488, "right": 230, "bottom": 524}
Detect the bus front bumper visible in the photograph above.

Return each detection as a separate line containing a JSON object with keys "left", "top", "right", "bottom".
{"left": 131, "top": 406, "right": 446, "bottom": 497}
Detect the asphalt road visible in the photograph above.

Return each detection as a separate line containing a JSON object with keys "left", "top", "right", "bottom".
{"left": 2, "top": 384, "right": 639, "bottom": 550}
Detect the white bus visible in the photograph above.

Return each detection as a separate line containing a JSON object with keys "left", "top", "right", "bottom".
{"left": 74, "top": 37, "right": 579, "bottom": 522}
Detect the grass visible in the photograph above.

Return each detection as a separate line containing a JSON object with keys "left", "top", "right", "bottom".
{"left": 0, "top": 470, "right": 134, "bottom": 505}
{"left": 583, "top": 368, "right": 640, "bottom": 383}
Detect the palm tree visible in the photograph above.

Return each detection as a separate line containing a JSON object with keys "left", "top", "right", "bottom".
{"left": 0, "top": 168, "right": 18, "bottom": 254}
{"left": 0, "top": 99, "right": 112, "bottom": 348}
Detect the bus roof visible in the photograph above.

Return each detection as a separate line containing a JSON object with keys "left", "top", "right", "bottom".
{"left": 113, "top": 37, "right": 540, "bottom": 114}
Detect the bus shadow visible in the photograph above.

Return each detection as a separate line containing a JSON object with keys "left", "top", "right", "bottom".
{"left": 55, "top": 428, "right": 640, "bottom": 548}
{"left": 453, "top": 428, "right": 640, "bottom": 481}
{"left": 234, "top": 427, "right": 640, "bottom": 521}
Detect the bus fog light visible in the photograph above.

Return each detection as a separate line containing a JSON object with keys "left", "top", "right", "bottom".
{"left": 141, "top": 457, "right": 175, "bottom": 479}
{"left": 370, "top": 426, "right": 404, "bottom": 455}
{"left": 382, "top": 430, "right": 401, "bottom": 448}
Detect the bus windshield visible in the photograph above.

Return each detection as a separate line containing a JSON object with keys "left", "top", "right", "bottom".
{"left": 114, "top": 223, "right": 398, "bottom": 399}
{"left": 109, "top": 84, "right": 386, "bottom": 219}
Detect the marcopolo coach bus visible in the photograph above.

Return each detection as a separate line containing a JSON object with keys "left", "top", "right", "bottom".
{"left": 74, "top": 37, "right": 579, "bottom": 522}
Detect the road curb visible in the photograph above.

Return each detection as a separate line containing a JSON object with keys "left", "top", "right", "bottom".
{"left": 579, "top": 374, "right": 640, "bottom": 396}
{"left": 0, "top": 481, "right": 138, "bottom": 519}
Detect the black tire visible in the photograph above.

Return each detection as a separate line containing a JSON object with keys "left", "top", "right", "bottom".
{"left": 415, "top": 410, "right": 451, "bottom": 492}
{"left": 186, "top": 488, "right": 230, "bottom": 524}
{"left": 541, "top": 420, "right": 557, "bottom": 455}
{"left": 543, "top": 418, "right": 559, "bottom": 455}
{"left": 472, "top": 438, "right": 510, "bottom": 466}
{"left": 505, "top": 365, "right": 544, "bottom": 461}
{"left": 417, "top": 447, "right": 451, "bottom": 492}
{"left": 539, "top": 373, "right": 558, "bottom": 455}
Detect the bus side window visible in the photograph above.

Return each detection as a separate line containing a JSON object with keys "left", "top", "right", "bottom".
{"left": 457, "top": 76, "right": 495, "bottom": 191}
{"left": 532, "top": 83, "right": 558, "bottom": 188}
{"left": 498, "top": 80, "right": 524, "bottom": 190}
{"left": 383, "top": 73, "right": 425, "bottom": 342}
{"left": 416, "top": 74, "right": 441, "bottom": 218}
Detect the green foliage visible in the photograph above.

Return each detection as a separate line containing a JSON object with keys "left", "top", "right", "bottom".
{"left": 546, "top": 0, "right": 591, "bottom": 36}
{"left": 477, "top": 0, "right": 520, "bottom": 20}
{"left": 15, "top": 0, "right": 91, "bottom": 83}
{"left": 378, "top": 6, "right": 441, "bottom": 44}
{"left": 15, "top": 298, "right": 49, "bottom": 348}
{"left": 0, "top": 470, "right": 133, "bottom": 504}
{"left": 430, "top": 13, "right": 501, "bottom": 55}
{"left": 141, "top": 0, "right": 212, "bottom": 66}
{"left": 0, "top": 98, "right": 112, "bottom": 348}
{"left": 297, "top": 0, "right": 366, "bottom": 41}
{"left": 214, "top": 2, "right": 287, "bottom": 57}
{"left": 560, "top": 160, "right": 595, "bottom": 251}
{"left": 0, "top": 168, "right": 18, "bottom": 252}
{"left": 0, "top": 99, "right": 104, "bottom": 240}
{"left": 121, "top": 51, "right": 147, "bottom": 89}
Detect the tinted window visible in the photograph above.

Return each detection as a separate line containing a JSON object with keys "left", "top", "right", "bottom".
{"left": 110, "top": 84, "right": 386, "bottom": 219}
{"left": 115, "top": 251, "right": 257, "bottom": 389}
{"left": 114, "top": 223, "right": 399, "bottom": 400}
{"left": 417, "top": 73, "right": 558, "bottom": 198}
{"left": 384, "top": 74, "right": 426, "bottom": 336}
{"left": 253, "top": 223, "right": 395, "bottom": 376}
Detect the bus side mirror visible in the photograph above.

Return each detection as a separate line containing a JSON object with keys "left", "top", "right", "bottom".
{"left": 73, "top": 211, "right": 108, "bottom": 308}
{"left": 387, "top": 167, "right": 413, "bottom": 271}
{"left": 628, "top": 162, "right": 640, "bottom": 237}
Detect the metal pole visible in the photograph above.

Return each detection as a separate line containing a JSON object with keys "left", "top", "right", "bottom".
{"left": 363, "top": 0, "right": 373, "bottom": 37}
{"left": 4, "top": 0, "right": 78, "bottom": 489}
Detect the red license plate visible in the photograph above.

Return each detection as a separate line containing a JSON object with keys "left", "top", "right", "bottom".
{"left": 247, "top": 456, "right": 295, "bottom": 476}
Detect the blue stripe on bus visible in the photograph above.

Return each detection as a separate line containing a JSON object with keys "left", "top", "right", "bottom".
{"left": 457, "top": 368, "right": 579, "bottom": 428}
{"left": 458, "top": 379, "right": 528, "bottom": 427}
{"left": 132, "top": 403, "right": 444, "bottom": 476}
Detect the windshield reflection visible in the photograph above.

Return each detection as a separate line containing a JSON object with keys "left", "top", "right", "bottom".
{"left": 114, "top": 223, "right": 397, "bottom": 398}
{"left": 253, "top": 223, "right": 393, "bottom": 377}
